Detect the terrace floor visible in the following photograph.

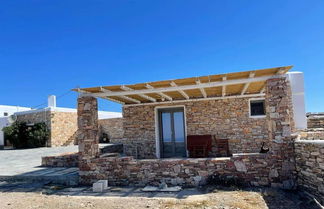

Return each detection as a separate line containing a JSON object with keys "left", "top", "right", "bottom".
{"left": 0, "top": 146, "right": 79, "bottom": 185}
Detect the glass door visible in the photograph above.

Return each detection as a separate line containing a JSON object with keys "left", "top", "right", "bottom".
{"left": 158, "top": 108, "right": 186, "bottom": 158}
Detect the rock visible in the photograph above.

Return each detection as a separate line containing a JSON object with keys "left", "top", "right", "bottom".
{"left": 234, "top": 161, "right": 247, "bottom": 172}
{"left": 193, "top": 176, "right": 202, "bottom": 186}
{"left": 282, "top": 179, "right": 295, "bottom": 190}
{"left": 269, "top": 169, "right": 279, "bottom": 178}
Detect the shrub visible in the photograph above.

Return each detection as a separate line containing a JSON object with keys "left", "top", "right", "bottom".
{"left": 2, "top": 122, "right": 49, "bottom": 148}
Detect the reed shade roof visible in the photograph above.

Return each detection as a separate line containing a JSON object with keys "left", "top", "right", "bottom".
{"left": 73, "top": 66, "right": 292, "bottom": 105}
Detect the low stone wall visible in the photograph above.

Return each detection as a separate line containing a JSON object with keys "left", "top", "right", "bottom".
{"left": 295, "top": 140, "right": 324, "bottom": 204}
{"left": 98, "top": 118, "right": 124, "bottom": 140}
{"left": 299, "top": 128, "right": 324, "bottom": 140}
{"left": 80, "top": 153, "right": 294, "bottom": 188}
{"left": 42, "top": 152, "right": 79, "bottom": 167}
{"left": 307, "top": 113, "right": 324, "bottom": 128}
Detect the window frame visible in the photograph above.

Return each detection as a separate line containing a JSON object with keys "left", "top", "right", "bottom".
{"left": 249, "top": 98, "right": 266, "bottom": 118}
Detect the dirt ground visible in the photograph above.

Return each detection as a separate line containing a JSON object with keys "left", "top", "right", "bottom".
{"left": 0, "top": 188, "right": 321, "bottom": 209}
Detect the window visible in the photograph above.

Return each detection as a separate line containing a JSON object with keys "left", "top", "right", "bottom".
{"left": 3, "top": 112, "right": 8, "bottom": 116}
{"left": 250, "top": 99, "right": 265, "bottom": 117}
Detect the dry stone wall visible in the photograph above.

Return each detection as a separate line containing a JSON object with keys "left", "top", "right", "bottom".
{"left": 295, "top": 140, "right": 324, "bottom": 205}
{"left": 81, "top": 153, "right": 283, "bottom": 187}
{"left": 99, "top": 118, "right": 124, "bottom": 140}
{"left": 50, "top": 112, "right": 78, "bottom": 146}
{"left": 123, "top": 97, "right": 269, "bottom": 158}
{"left": 307, "top": 113, "right": 324, "bottom": 128}
{"left": 16, "top": 110, "right": 78, "bottom": 147}
{"left": 299, "top": 128, "right": 324, "bottom": 140}
{"left": 42, "top": 152, "right": 78, "bottom": 167}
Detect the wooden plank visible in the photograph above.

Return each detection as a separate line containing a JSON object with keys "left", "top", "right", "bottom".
{"left": 196, "top": 80, "right": 207, "bottom": 98}
{"left": 121, "top": 85, "right": 156, "bottom": 102}
{"left": 145, "top": 84, "right": 173, "bottom": 101}
{"left": 241, "top": 72, "right": 255, "bottom": 95}
{"left": 170, "top": 81, "right": 190, "bottom": 99}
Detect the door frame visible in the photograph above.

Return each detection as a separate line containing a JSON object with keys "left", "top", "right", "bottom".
{"left": 154, "top": 105, "right": 187, "bottom": 158}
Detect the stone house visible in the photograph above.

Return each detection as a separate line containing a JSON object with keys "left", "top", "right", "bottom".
{"left": 74, "top": 66, "right": 310, "bottom": 189}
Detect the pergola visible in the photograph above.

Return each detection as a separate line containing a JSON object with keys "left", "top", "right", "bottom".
{"left": 73, "top": 66, "right": 292, "bottom": 105}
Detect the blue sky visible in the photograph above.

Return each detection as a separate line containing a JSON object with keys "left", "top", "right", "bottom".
{"left": 1, "top": 0, "right": 323, "bottom": 113}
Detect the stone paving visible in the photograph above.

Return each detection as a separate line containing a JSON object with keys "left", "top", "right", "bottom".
{"left": 0, "top": 146, "right": 79, "bottom": 185}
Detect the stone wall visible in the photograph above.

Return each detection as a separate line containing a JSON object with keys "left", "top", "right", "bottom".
{"left": 299, "top": 128, "right": 324, "bottom": 140}
{"left": 16, "top": 110, "right": 51, "bottom": 127}
{"left": 81, "top": 153, "right": 291, "bottom": 187}
{"left": 295, "top": 140, "right": 324, "bottom": 205}
{"left": 123, "top": 97, "right": 269, "bottom": 159}
{"left": 42, "top": 152, "right": 78, "bottom": 167}
{"left": 98, "top": 118, "right": 124, "bottom": 140}
{"left": 307, "top": 113, "right": 324, "bottom": 128}
{"left": 50, "top": 112, "right": 78, "bottom": 146}
{"left": 16, "top": 110, "right": 78, "bottom": 147}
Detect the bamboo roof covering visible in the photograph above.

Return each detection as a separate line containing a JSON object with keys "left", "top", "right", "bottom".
{"left": 73, "top": 66, "right": 292, "bottom": 105}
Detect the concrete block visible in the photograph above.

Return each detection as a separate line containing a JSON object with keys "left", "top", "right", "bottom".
{"left": 93, "top": 182, "right": 104, "bottom": 192}
{"left": 97, "top": 180, "right": 108, "bottom": 190}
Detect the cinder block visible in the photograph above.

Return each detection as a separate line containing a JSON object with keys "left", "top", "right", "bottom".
{"left": 93, "top": 182, "right": 104, "bottom": 192}
{"left": 97, "top": 180, "right": 108, "bottom": 190}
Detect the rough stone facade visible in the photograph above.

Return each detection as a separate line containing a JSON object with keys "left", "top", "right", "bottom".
{"left": 122, "top": 97, "right": 269, "bottom": 159}
{"left": 16, "top": 110, "right": 78, "bottom": 147}
{"left": 81, "top": 153, "right": 283, "bottom": 187}
{"left": 295, "top": 140, "right": 324, "bottom": 204}
{"left": 299, "top": 128, "right": 324, "bottom": 140}
{"left": 77, "top": 96, "right": 100, "bottom": 177}
{"left": 307, "top": 113, "right": 324, "bottom": 128}
{"left": 99, "top": 118, "right": 124, "bottom": 141}
{"left": 50, "top": 112, "right": 78, "bottom": 146}
{"left": 78, "top": 76, "right": 297, "bottom": 188}
{"left": 42, "top": 152, "right": 78, "bottom": 167}
{"left": 16, "top": 110, "right": 51, "bottom": 128}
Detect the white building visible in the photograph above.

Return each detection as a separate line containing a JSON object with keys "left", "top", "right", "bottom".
{"left": 0, "top": 105, "right": 32, "bottom": 149}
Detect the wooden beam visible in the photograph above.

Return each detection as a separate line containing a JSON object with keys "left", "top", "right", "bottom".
{"left": 241, "top": 72, "right": 255, "bottom": 95}
{"left": 77, "top": 88, "right": 125, "bottom": 104}
{"left": 100, "top": 87, "right": 141, "bottom": 104}
{"left": 145, "top": 84, "right": 173, "bottom": 101}
{"left": 91, "top": 75, "right": 278, "bottom": 97}
{"left": 121, "top": 85, "right": 156, "bottom": 102}
{"left": 196, "top": 80, "right": 207, "bottom": 98}
{"left": 170, "top": 81, "right": 189, "bottom": 99}
{"left": 276, "top": 68, "right": 286, "bottom": 74}
{"left": 222, "top": 76, "right": 227, "bottom": 97}
{"left": 125, "top": 93, "right": 266, "bottom": 107}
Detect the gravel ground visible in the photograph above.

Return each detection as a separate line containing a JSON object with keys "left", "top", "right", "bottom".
{"left": 0, "top": 184, "right": 321, "bottom": 209}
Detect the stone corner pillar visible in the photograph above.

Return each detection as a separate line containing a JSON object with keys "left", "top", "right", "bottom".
{"left": 77, "top": 95, "right": 99, "bottom": 171}
{"left": 265, "top": 76, "right": 297, "bottom": 187}
{"left": 265, "top": 76, "right": 295, "bottom": 143}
